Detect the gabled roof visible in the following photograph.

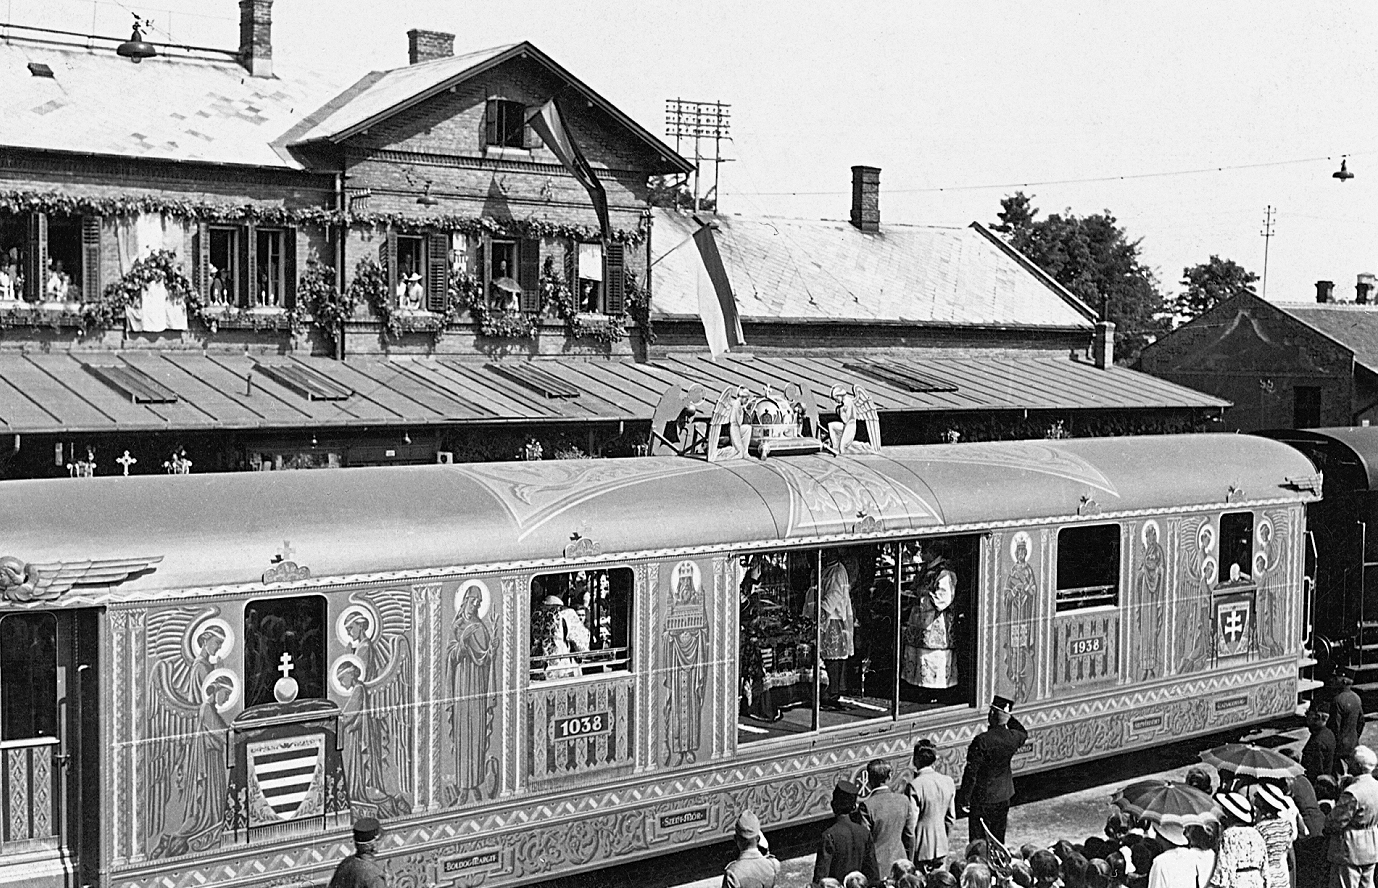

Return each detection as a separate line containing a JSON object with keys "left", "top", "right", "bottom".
{"left": 289, "top": 41, "right": 693, "bottom": 174}
{"left": 650, "top": 209, "right": 1098, "bottom": 328}
{"left": 1275, "top": 302, "right": 1378, "bottom": 374}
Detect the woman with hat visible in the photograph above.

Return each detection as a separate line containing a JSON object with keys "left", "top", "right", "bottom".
{"left": 1147, "top": 821, "right": 1215, "bottom": 888}
{"left": 1250, "top": 783, "right": 1295, "bottom": 888}
{"left": 1209, "top": 791, "right": 1267, "bottom": 888}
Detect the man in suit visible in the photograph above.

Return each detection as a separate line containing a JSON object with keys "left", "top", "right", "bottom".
{"left": 957, "top": 695, "right": 1029, "bottom": 844}
{"left": 1305, "top": 702, "right": 1337, "bottom": 784}
{"left": 905, "top": 738, "right": 956, "bottom": 871}
{"left": 812, "top": 780, "right": 879, "bottom": 887}
{"left": 860, "top": 759, "right": 915, "bottom": 873}
{"left": 722, "top": 810, "right": 779, "bottom": 888}
{"left": 1325, "top": 745, "right": 1378, "bottom": 888}
{"left": 1332, "top": 670, "right": 1365, "bottom": 778}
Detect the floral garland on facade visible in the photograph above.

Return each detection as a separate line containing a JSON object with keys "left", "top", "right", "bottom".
{"left": 460, "top": 268, "right": 539, "bottom": 339}
{"left": 84, "top": 249, "right": 196, "bottom": 334}
{"left": 297, "top": 258, "right": 352, "bottom": 349}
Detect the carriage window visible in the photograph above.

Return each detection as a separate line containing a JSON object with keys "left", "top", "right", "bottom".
{"left": 1220, "top": 512, "right": 1255, "bottom": 585}
{"left": 1056, "top": 524, "right": 1121, "bottom": 610}
{"left": 244, "top": 595, "right": 327, "bottom": 707}
{"left": 0, "top": 613, "right": 58, "bottom": 740}
{"left": 530, "top": 568, "right": 632, "bottom": 680}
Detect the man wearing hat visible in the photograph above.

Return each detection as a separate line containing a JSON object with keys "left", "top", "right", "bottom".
{"left": 722, "top": 810, "right": 779, "bottom": 888}
{"left": 1304, "top": 702, "right": 1337, "bottom": 784}
{"left": 957, "top": 695, "right": 1029, "bottom": 844}
{"left": 1330, "top": 670, "right": 1365, "bottom": 779}
{"left": 1325, "top": 745, "right": 1378, "bottom": 888}
{"left": 813, "top": 779, "right": 880, "bottom": 887}
{"left": 329, "top": 817, "right": 386, "bottom": 888}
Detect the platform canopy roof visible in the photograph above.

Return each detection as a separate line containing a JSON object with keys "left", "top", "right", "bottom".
{"left": 0, "top": 351, "right": 1227, "bottom": 436}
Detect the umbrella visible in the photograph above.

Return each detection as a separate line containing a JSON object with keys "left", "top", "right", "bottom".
{"left": 1199, "top": 743, "right": 1304, "bottom": 782}
{"left": 1112, "top": 780, "right": 1220, "bottom": 829}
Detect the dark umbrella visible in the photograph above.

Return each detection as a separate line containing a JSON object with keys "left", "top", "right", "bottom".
{"left": 1200, "top": 743, "right": 1304, "bottom": 782}
{"left": 1112, "top": 780, "right": 1220, "bottom": 829}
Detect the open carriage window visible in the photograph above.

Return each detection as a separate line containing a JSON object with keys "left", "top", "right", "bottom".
{"left": 244, "top": 595, "right": 327, "bottom": 707}
{"left": 1219, "top": 512, "right": 1255, "bottom": 585}
{"left": 1056, "top": 524, "right": 1121, "bottom": 611}
{"left": 529, "top": 568, "right": 632, "bottom": 680}
{"left": 0, "top": 613, "right": 57, "bottom": 740}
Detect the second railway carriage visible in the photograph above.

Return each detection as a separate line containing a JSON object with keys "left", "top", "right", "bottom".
{"left": 0, "top": 433, "right": 1318, "bottom": 888}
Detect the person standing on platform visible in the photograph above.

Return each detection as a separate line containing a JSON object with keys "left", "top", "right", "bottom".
{"left": 813, "top": 780, "right": 879, "bottom": 887}
{"left": 1331, "top": 672, "right": 1365, "bottom": 779}
{"left": 723, "top": 810, "right": 779, "bottom": 888}
{"left": 1305, "top": 703, "right": 1337, "bottom": 785}
{"left": 329, "top": 818, "right": 387, "bottom": 888}
{"left": 1325, "top": 745, "right": 1378, "bottom": 888}
{"left": 906, "top": 738, "right": 956, "bottom": 871}
{"left": 958, "top": 695, "right": 1028, "bottom": 844}
{"left": 860, "top": 759, "right": 915, "bottom": 873}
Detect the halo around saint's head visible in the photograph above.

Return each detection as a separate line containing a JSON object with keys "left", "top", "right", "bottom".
{"left": 336, "top": 603, "right": 378, "bottom": 648}
{"left": 202, "top": 667, "right": 241, "bottom": 713}
{"left": 1198, "top": 520, "right": 1216, "bottom": 555}
{"left": 1009, "top": 530, "right": 1033, "bottom": 562}
{"left": 329, "top": 654, "right": 367, "bottom": 695}
{"left": 672, "top": 560, "right": 701, "bottom": 597}
{"left": 455, "top": 579, "right": 491, "bottom": 621}
{"left": 1141, "top": 519, "right": 1162, "bottom": 548}
{"left": 186, "top": 616, "right": 234, "bottom": 663}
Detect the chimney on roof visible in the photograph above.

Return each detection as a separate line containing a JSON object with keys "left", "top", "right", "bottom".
{"left": 1316, "top": 280, "right": 1335, "bottom": 303}
{"left": 850, "top": 165, "right": 880, "bottom": 233}
{"left": 408, "top": 29, "right": 455, "bottom": 64}
{"left": 1092, "top": 321, "right": 1115, "bottom": 370}
{"left": 238, "top": 0, "right": 272, "bottom": 78}
{"left": 1359, "top": 273, "right": 1376, "bottom": 305}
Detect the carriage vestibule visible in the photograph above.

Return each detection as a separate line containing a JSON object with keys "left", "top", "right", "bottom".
{"left": 737, "top": 537, "right": 979, "bottom": 743}
{"left": 529, "top": 568, "right": 633, "bottom": 681}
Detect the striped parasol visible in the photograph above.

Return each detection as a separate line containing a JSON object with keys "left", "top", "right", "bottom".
{"left": 1112, "top": 780, "right": 1221, "bottom": 829}
{"left": 1199, "top": 743, "right": 1304, "bottom": 782}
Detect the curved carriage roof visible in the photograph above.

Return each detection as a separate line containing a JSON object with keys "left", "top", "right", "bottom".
{"left": 3, "top": 434, "right": 1316, "bottom": 599}
{"left": 1257, "top": 427, "right": 1378, "bottom": 492}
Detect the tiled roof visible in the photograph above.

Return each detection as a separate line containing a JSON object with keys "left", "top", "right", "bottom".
{"left": 1276, "top": 303, "right": 1378, "bottom": 373}
{"left": 650, "top": 209, "right": 1096, "bottom": 328}
{"left": 0, "top": 40, "right": 347, "bottom": 169}
{"left": 0, "top": 351, "right": 1225, "bottom": 435}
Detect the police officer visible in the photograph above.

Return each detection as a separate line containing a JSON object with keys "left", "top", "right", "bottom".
{"left": 957, "top": 695, "right": 1029, "bottom": 844}
{"left": 722, "top": 810, "right": 779, "bottom": 888}
{"left": 329, "top": 818, "right": 387, "bottom": 888}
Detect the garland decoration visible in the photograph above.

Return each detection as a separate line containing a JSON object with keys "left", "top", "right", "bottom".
{"left": 297, "top": 258, "right": 352, "bottom": 349}
{"left": 85, "top": 248, "right": 196, "bottom": 334}
{"left": 461, "top": 267, "right": 538, "bottom": 340}
{"left": 624, "top": 270, "right": 655, "bottom": 347}
{"left": 348, "top": 256, "right": 397, "bottom": 340}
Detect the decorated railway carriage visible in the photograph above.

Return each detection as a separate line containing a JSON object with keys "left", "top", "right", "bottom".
{"left": 0, "top": 432, "right": 1319, "bottom": 888}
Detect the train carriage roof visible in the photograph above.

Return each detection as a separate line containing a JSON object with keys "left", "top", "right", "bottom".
{"left": 2, "top": 434, "right": 1317, "bottom": 600}
{"left": 1256, "top": 427, "right": 1378, "bottom": 493}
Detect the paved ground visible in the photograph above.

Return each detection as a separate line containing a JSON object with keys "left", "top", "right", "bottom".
{"left": 536, "top": 711, "right": 1357, "bottom": 888}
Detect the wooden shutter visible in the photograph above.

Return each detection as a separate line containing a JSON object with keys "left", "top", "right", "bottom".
{"left": 477, "top": 237, "right": 487, "bottom": 306}
{"left": 283, "top": 228, "right": 297, "bottom": 310}
{"left": 385, "top": 227, "right": 399, "bottom": 307}
{"left": 604, "top": 241, "right": 625, "bottom": 315}
{"left": 565, "top": 240, "right": 579, "bottom": 308}
{"left": 26, "top": 212, "right": 47, "bottom": 302}
{"left": 484, "top": 99, "right": 499, "bottom": 146}
{"left": 81, "top": 216, "right": 102, "bottom": 302}
{"left": 517, "top": 237, "right": 540, "bottom": 313}
{"left": 426, "top": 231, "right": 449, "bottom": 313}
{"left": 242, "top": 222, "right": 256, "bottom": 308}
{"left": 193, "top": 222, "right": 209, "bottom": 297}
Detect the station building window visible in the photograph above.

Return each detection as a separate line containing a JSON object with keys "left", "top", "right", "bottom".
{"left": 0, "top": 612, "right": 57, "bottom": 740}
{"left": 243, "top": 595, "right": 327, "bottom": 707}
{"left": 529, "top": 568, "right": 632, "bottom": 681}
{"left": 737, "top": 536, "right": 979, "bottom": 744}
{"left": 207, "top": 226, "right": 240, "bottom": 304}
{"left": 1056, "top": 524, "right": 1121, "bottom": 611}
{"left": 1220, "top": 512, "right": 1255, "bottom": 585}
{"left": 193, "top": 222, "right": 295, "bottom": 310}
{"left": 0, "top": 211, "right": 101, "bottom": 303}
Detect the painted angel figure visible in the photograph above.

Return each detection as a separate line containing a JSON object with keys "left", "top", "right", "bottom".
{"left": 336, "top": 595, "right": 414, "bottom": 818}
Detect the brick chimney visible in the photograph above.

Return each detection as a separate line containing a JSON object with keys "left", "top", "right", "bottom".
{"left": 850, "top": 166, "right": 880, "bottom": 232}
{"left": 1359, "top": 273, "right": 1376, "bottom": 305}
{"left": 1316, "top": 280, "right": 1335, "bottom": 303}
{"left": 1092, "top": 321, "right": 1115, "bottom": 369}
{"left": 238, "top": 0, "right": 272, "bottom": 78}
{"left": 408, "top": 29, "right": 454, "bottom": 64}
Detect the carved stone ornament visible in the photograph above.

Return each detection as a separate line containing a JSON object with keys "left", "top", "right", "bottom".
{"left": 263, "top": 540, "right": 311, "bottom": 584}
{"left": 1226, "top": 485, "right": 1246, "bottom": 503}
{"left": 0, "top": 554, "right": 163, "bottom": 603}
{"left": 564, "top": 532, "right": 603, "bottom": 560}
{"left": 852, "top": 511, "right": 885, "bottom": 534}
{"left": 1077, "top": 495, "right": 1101, "bottom": 516}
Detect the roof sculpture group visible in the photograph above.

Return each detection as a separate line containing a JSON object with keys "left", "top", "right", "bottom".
{"left": 649, "top": 380, "right": 881, "bottom": 462}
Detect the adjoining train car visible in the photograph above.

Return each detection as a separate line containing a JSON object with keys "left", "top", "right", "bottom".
{"left": 0, "top": 428, "right": 1319, "bottom": 888}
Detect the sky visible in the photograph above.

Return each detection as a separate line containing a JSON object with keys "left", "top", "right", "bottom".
{"left": 11, "top": 0, "right": 1378, "bottom": 306}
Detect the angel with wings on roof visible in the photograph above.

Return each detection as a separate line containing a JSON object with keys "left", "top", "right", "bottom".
{"left": 336, "top": 592, "right": 414, "bottom": 819}
{"left": 707, "top": 386, "right": 750, "bottom": 461}
{"left": 143, "top": 607, "right": 235, "bottom": 859}
{"left": 827, "top": 384, "right": 880, "bottom": 454}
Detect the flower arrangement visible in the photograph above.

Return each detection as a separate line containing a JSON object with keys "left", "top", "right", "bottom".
{"left": 461, "top": 267, "right": 539, "bottom": 340}
{"left": 84, "top": 248, "right": 196, "bottom": 334}
{"left": 297, "top": 258, "right": 352, "bottom": 349}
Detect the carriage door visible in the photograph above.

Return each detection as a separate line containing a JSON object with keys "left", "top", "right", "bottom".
{"left": 0, "top": 609, "right": 100, "bottom": 888}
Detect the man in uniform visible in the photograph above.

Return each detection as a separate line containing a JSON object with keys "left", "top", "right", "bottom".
{"left": 1331, "top": 669, "right": 1365, "bottom": 778}
{"left": 812, "top": 779, "right": 879, "bottom": 886}
{"left": 722, "top": 810, "right": 779, "bottom": 888}
{"left": 957, "top": 695, "right": 1028, "bottom": 844}
{"left": 329, "top": 817, "right": 387, "bottom": 888}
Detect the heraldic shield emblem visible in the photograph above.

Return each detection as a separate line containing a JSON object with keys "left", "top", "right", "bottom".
{"left": 1215, "top": 594, "right": 1254, "bottom": 658}
{"left": 248, "top": 733, "right": 326, "bottom": 824}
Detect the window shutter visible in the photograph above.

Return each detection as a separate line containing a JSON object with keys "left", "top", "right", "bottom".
{"left": 426, "top": 231, "right": 449, "bottom": 313}
{"left": 242, "top": 222, "right": 256, "bottom": 308}
{"left": 283, "top": 227, "right": 298, "bottom": 310}
{"left": 604, "top": 241, "right": 625, "bottom": 315}
{"left": 384, "top": 227, "right": 399, "bottom": 307}
{"left": 477, "top": 237, "right": 487, "bottom": 305}
{"left": 564, "top": 239, "right": 578, "bottom": 302}
{"left": 518, "top": 238, "right": 541, "bottom": 313}
{"left": 26, "top": 211, "right": 47, "bottom": 302}
{"left": 523, "top": 106, "right": 543, "bottom": 150}
{"left": 193, "top": 221, "right": 209, "bottom": 297}
{"left": 82, "top": 216, "right": 102, "bottom": 302}
{"left": 484, "top": 98, "right": 499, "bottom": 146}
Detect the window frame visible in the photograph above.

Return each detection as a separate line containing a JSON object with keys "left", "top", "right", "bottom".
{"left": 254, "top": 227, "right": 285, "bottom": 308}
{"left": 0, "top": 612, "right": 59, "bottom": 742}
{"left": 242, "top": 593, "right": 328, "bottom": 707}
{"left": 207, "top": 225, "right": 241, "bottom": 305}
{"left": 485, "top": 97, "right": 528, "bottom": 150}
{"left": 1219, "top": 511, "right": 1256, "bottom": 586}
{"left": 528, "top": 566, "right": 634, "bottom": 683}
{"left": 1055, "top": 523, "right": 1122, "bottom": 611}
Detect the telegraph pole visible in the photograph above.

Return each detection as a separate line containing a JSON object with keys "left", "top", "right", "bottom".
{"left": 664, "top": 99, "right": 731, "bottom": 212}
{"left": 1260, "top": 205, "right": 1276, "bottom": 301}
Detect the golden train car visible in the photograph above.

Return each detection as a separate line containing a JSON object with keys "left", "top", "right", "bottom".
{"left": 0, "top": 434, "right": 1319, "bottom": 888}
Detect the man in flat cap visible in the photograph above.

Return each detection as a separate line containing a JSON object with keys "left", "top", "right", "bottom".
{"left": 329, "top": 817, "right": 387, "bottom": 888}
{"left": 723, "top": 809, "right": 779, "bottom": 888}
{"left": 957, "top": 695, "right": 1029, "bottom": 844}
{"left": 813, "top": 779, "right": 879, "bottom": 887}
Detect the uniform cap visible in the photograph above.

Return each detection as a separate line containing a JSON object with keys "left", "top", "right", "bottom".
{"left": 832, "top": 779, "right": 860, "bottom": 810}
{"left": 734, "top": 810, "right": 761, "bottom": 840}
{"left": 353, "top": 816, "right": 382, "bottom": 843}
{"left": 990, "top": 695, "right": 1015, "bottom": 714}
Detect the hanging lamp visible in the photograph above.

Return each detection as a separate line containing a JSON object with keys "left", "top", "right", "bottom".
{"left": 116, "top": 16, "right": 157, "bottom": 63}
{"left": 1334, "top": 156, "right": 1355, "bottom": 181}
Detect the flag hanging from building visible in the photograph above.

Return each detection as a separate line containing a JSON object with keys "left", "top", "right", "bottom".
{"left": 525, "top": 98, "right": 610, "bottom": 241}
{"left": 692, "top": 220, "right": 744, "bottom": 358}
